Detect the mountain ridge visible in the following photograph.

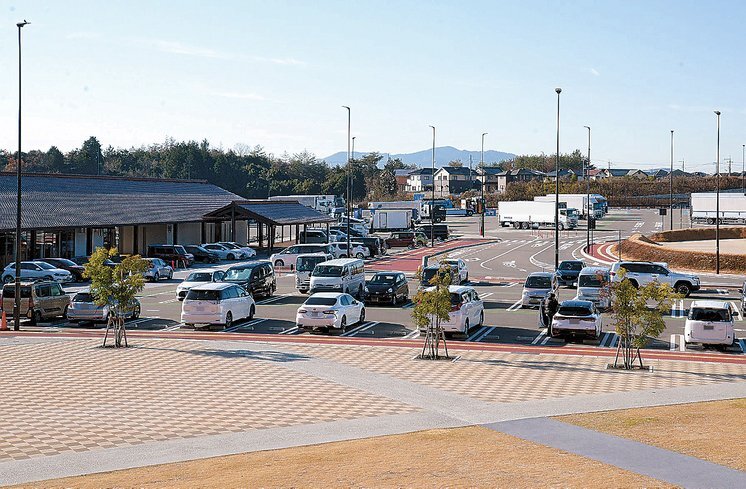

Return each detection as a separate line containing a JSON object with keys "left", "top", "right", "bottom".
{"left": 322, "top": 146, "right": 515, "bottom": 167}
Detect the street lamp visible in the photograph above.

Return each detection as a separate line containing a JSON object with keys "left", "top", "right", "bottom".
{"left": 742, "top": 144, "right": 745, "bottom": 195}
{"left": 583, "top": 126, "right": 591, "bottom": 252}
{"left": 13, "top": 20, "right": 29, "bottom": 332}
{"left": 714, "top": 110, "right": 721, "bottom": 274}
{"left": 342, "top": 106, "right": 351, "bottom": 253}
{"left": 554, "top": 87, "right": 561, "bottom": 270}
{"left": 480, "top": 132, "right": 488, "bottom": 237}
{"left": 429, "top": 125, "right": 436, "bottom": 247}
{"left": 670, "top": 130, "right": 674, "bottom": 230}
{"left": 351, "top": 136, "right": 356, "bottom": 162}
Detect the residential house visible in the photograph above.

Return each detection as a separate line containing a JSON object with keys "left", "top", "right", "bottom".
{"left": 482, "top": 168, "right": 545, "bottom": 193}
{"left": 394, "top": 169, "right": 414, "bottom": 192}
{"left": 544, "top": 169, "right": 577, "bottom": 181}
{"left": 476, "top": 167, "right": 503, "bottom": 193}
{"left": 405, "top": 168, "right": 436, "bottom": 192}
{"left": 592, "top": 168, "right": 649, "bottom": 179}
{"left": 433, "top": 167, "right": 480, "bottom": 196}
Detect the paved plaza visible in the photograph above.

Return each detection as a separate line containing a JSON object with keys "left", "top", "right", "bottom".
{"left": 1, "top": 335, "right": 746, "bottom": 486}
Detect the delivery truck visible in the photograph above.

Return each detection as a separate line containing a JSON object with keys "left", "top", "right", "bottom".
{"left": 498, "top": 201, "right": 577, "bottom": 230}
{"left": 368, "top": 201, "right": 422, "bottom": 221}
{"left": 369, "top": 209, "right": 413, "bottom": 231}
{"left": 691, "top": 192, "right": 746, "bottom": 225}
{"left": 535, "top": 194, "right": 606, "bottom": 219}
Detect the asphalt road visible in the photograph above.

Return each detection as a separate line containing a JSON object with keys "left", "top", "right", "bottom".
{"left": 22, "top": 208, "right": 746, "bottom": 356}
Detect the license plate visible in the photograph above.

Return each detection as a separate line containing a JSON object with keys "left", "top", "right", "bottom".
{"left": 704, "top": 325, "right": 714, "bottom": 330}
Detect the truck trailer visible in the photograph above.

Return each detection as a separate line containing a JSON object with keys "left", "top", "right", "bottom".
{"left": 691, "top": 192, "right": 746, "bottom": 225}
{"left": 498, "top": 201, "right": 577, "bottom": 230}
{"left": 535, "top": 194, "right": 606, "bottom": 219}
{"left": 369, "top": 209, "right": 413, "bottom": 231}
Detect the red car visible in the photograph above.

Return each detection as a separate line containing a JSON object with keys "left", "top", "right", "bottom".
{"left": 385, "top": 231, "right": 428, "bottom": 249}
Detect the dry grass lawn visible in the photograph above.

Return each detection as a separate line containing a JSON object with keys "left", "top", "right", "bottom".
{"left": 14, "top": 426, "right": 672, "bottom": 489}
{"left": 560, "top": 398, "right": 746, "bottom": 472}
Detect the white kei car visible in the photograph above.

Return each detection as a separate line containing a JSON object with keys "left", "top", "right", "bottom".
{"left": 202, "top": 243, "right": 239, "bottom": 260}
{"left": 328, "top": 242, "right": 370, "bottom": 260}
{"left": 684, "top": 300, "right": 737, "bottom": 349}
{"left": 441, "top": 258, "right": 468, "bottom": 284}
{"left": 176, "top": 269, "right": 226, "bottom": 300}
{"left": 418, "top": 285, "right": 484, "bottom": 336}
{"left": 296, "top": 292, "right": 365, "bottom": 331}
{"left": 549, "top": 300, "right": 602, "bottom": 340}
{"left": 219, "top": 242, "right": 257, "bottom": 259}
{"left": 181, "top": 282, "right": 255, "bottom": 329}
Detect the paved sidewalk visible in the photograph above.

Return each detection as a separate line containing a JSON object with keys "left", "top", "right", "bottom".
{"left": 1, "top": 335, "right": 745, "bottom": 485}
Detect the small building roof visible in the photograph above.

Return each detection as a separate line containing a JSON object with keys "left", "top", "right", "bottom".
{"left": 204, "top": 200, "right": 336, "bottom": 226}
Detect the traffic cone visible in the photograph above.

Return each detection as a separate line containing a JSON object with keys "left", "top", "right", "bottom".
{"left": 0, "top": 311, "right": 8, "bottom": 331}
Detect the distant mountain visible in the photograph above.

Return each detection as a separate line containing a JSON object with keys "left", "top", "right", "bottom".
{"left": 322, "top": 146, "right": 515, "bottom": 167}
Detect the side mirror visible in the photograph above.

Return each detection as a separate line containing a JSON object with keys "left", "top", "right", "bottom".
{"left": 733, "top": 311, "right": 740, "bottom": 316}
{"left": 352, "top": 300, "right": 358, "bottom": 305}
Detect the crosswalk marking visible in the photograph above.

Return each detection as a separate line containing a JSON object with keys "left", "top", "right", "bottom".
{"left": 599, "top": 331, "right": 619, "bottom": 348}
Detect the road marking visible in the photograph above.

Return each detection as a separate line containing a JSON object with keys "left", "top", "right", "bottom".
{"left": 479, "top": 238, "right": 539, "bottom": 271}
{"left": 670, "top": 299, "right": 686, "bottom": 318}
{"left": 162, "top": 324, "right": 182, "bottom": 332}
{"left": 256, "top": 294, "right": 288, "bottom": 305}
{"left": 340, "top": 321, "right": 378, "bottom": 337}
{"left": 402, "top": 329, "right": 420, "bottom": 339}
{"left": 528, "top": 242, "right": 555, "bottom": 270}
{"left": 280, "top": 326, "right": 300, "bottom": 335}
{"left": 669, "top": 334, "right": 677, "bottom": 351}
{"left": 223, "top": 318, "right": 267, "bottom": 332}
{"left": 730, "top": 301, "right": 743, "bottom": 321}
{"left": 479, "top": 292, "right": 493, "bottom": 300}
{"left": 466, "top": 326, "right": 488, "bottom": 341}
{"left": 157, "top": 298, "right": 179, "bottom": 304}
{"left": 599, "top": 332, "right": 619, "bottom": 348}
{"left": 507, "top": 299, "right": 523, "bottom": 312}
{"left": 717, "top": 289, "right": 728, "bottom": 295}
{"left": 531, "top": 329, "right": 547, "bottom": 345}
{"left": 679, "top": 334, "right": 686, "bottom": 351}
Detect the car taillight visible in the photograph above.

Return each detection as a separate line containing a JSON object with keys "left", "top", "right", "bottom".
{"left": 298, "top": 309, "right": 307, "bottom": 314}
{"left": 451, "top": 304, "right": 461, "bottom": 312}
{"left": 323, "top": 310, "right": 336, "bottom": 315}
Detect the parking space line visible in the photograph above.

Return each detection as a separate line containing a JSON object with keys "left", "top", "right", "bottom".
{"left": 669, "top": 334, "right": 677, "bottom": 351}
{"left": 466, "top": 326, "right": 489, "bottom": 342}
{"left": 531, "top": 329, "right": 547, "bottom": 345}
{"left": 730, "top": 302, "right": 743, "bottom": 321}
{"left": 256, "top": 294, "right": 288, "bottom": 305}
{"left": 670, "top": 299, "right": 686, "bottom": 319}
{"left": 340, "top": 321, "right": 378, "bottom": 337}
{"left": 157, "top": 298, "right": 179, "bottom": 304}
{"left": 402, "top": 329, "right": 420, "bottom": 339}
{"left": 599, "top": 332, "right": 612, "bottom": 347}
{"left": 679, "top": 334, "right": 686, "bottom": 351}
{"left": 280, "top": 326, "right": 300, "bottom": 335}
{"left": 222, "top": 318, "right": 267, "bottom": 333}
{"left": 162, "top": 324, "right": 182, "bottom": 332}
{"left": 507, "top": 299, "right": 523, "bottom": 312}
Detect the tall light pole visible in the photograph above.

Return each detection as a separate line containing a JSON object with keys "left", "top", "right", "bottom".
{"left": 742, "top": 144, "right": 745, "bottom": 195}
{"left": 670, "top": 130, "right": 674, "bottom": 230}
{"left": 342, "top": 106, "right": 351, "bottom": 253}
{"left": 481, "top": 132, "right": 487, "bottom": 237}
{"left": 429, "top": 125, "right": 436, "bottom": 247}
{"left": 351, "top": 136, "right": 356, "bottom": 162}
{"left": 13, "top": 20, "right": 29, "bottom": 331}
{"left": 714, "top": 110, "right": 721, "bottom": 274}
{"left": 554, "top": 88, "right": 561, "bottom": 270}
{"left": 583, "top": 126, "right": 591, "bottom": 251}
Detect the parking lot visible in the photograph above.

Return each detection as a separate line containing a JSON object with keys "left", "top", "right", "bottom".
{"left": 9, "top": 208, "right": 741, "bottom": 357}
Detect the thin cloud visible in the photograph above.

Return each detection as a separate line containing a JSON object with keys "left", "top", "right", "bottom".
{"left": 588, "top": 67, "right": 600, "bottom": 76}
{"left": 257, "top": 56, "right": 307, "bottom": 66}
{"left": 210, "top": 90, "right": 266, "bottom": 101}
{"left": 152, "top": 39, "right": 234, "bottom": 59}
{"left": 66, "top": 32, "right": 101, "bottom": 40}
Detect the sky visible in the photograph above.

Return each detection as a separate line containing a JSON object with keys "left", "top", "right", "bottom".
{"left": 0, "top": 0, "right": 744, "bottom": 172}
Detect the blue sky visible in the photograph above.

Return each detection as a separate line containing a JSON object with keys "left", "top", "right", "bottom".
{"left": 0, "top": 0, "right": 744, "bottom": 172}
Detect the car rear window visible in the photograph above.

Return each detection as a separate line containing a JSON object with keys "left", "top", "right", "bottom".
{"left": 557, "top": 305, "right": 593, "bottom": 316}
{"left": 689, "top": 307, "right": 730, "bottom": 322}
{"left": 559, "top": 261, "right": 583, "bottom": 271}
{"left": 185, "top": 290, "right": 221, "bottom": 301}
{"left": 2, "top": 285, "right": 31, "bottom": 298}
{"left": 72, "top": 293, "right": 93, "bottom": 302}
{"left": 525, "top": 276, "right": 551, "bottom": 288}
{"left": 579, "top": 275, "right": 605, "bottom": 288}
{"left": 304, "top": 297, "right": 337, "bottom": 306}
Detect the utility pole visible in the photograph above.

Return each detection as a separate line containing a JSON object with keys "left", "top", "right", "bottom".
{"left": 554, "top": 88, "right": 561, "bottom": 271}
{"left": 342, "top": 106, "right": 351, "bottom": 254}
{"left": 670, "top": 130, "right": 674, "bottom": 230}
{"left": 480, "top": 132, "right": 487, "bottom": 238}
{"left": 14, "top": 20, "right": 29, "bottom": 331}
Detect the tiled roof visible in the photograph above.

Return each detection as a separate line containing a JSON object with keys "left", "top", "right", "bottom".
{"left": 409, "top": 168, "right": 436, "bottom": 176}
{"left": 436, "top": 167, "right": 478, "bottom": 176}
{"left": 394, "top": 169, "right": 414, "bottom": 177}
{"left": 205, "top": 200, "right": 335, "bottom": 226}
{"left": 478, "top": 167, "right": 504, "bottom": 175}
{"left": 0, "top": 173, "right": 242, "bottom": 231}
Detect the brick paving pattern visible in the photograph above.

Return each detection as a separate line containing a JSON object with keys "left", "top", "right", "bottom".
{"left": 0, "top": 339, "right": 418, "bottom": 461}
{"left": 283, "top": 343, "right": 746, "bottom": 403}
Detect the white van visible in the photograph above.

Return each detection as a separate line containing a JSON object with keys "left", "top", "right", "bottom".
{"left": 684, "top": 300, "right": 737, "bottom": 349}
{"left": 309, "top": 258, "right": 366, "bottom": 298}
{"left": 575, "top": 266, "right": 611, "bottom": 310}
{"left": 295, "top": 253, "right": 334, "bottom": 293}
{"left": 269, "top": 244, "right": 332, "bottom": 269}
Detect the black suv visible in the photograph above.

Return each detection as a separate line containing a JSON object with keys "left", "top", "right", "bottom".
{"left": 223, "top": 261, "right": 276, "bottom": 299}
{"left": 415, "top": 224, "right": 449, "bottom": 241}
{"left": 555, "top": 260, "right": 586, "bottom": 287}
{"left": 418, "top": 265, "right": 457, "bottom": 290}
{"left": 183, "top": 245, "right": 220, "bottom": 263}
{"left": 356, "top": 236, "right": 387, "bottom": 257}
{"left": 147, "top": 244, "right": 194, "bottom": 267}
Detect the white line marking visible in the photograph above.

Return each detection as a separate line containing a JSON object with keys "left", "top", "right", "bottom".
{"left": 507, "top": 299, "right": 523, "bottom": 312}
{"left": 679, "top": 334, "right": 686, "bottom": 351}
{"left": 739, "top": 339, "right": 746, "bottom": 354}
{"left": 479, "top": 238, "right": 539, "bottom": 271}
{"left": 669, "top": 334, "right": 677, "bottom": 351}
{"left": 599, "top": 332, "right": 612, "bottom": 347}
{"left": 402, "top": 329, "right": 420, "bottom": 339}
{"left": 256, "top": 294, "right": 288, "bottom": 305}
{"left": 531, "top": 329, "right": 547, "bottom": 345}
{"left": 223, "top": 318, "right": 267, "bottom": 332}
{"left": 541, "top": 335, "right": 552, "bottom": 345}
{"left": 730, "top": 302, "right": 743, "bottom": 321}
{"left": 340, "top": 321, "right": 377, "bottom": 337}
{"left": 280, "top": 326, "right": 300, "bottom": 335}
{"left": 466, "top": 326, "right": 488, "bottom": 342}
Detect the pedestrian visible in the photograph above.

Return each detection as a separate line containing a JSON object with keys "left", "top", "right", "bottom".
{"left": 544, "top": 292, "right": 559, "bottom": 335}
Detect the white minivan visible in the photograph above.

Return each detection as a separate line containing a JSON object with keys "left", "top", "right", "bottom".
{"left": 181, "top": 283, "right": 255, "bottom": 329}
{"left": 575, "top": 267, "right": 611, "bottom": 310}
{"left": 309, "top": 258, "right": 366, "bottom": 298}
{"left": 269, "top": 244, "right": 332, "bottom": 269}
{"left": 295, "top": 253, "right": 334, "bottom": 293}
{"left": 684, "top": 300, "right": 737, "bottom": 349}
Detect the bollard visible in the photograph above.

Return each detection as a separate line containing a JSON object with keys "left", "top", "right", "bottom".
{"left": 0, "top": 311, "right": 8, "bottom": 331}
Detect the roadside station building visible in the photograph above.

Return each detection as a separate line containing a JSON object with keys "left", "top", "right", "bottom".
{"left": 0, "top": 173, "right": 333, "bottom": 268}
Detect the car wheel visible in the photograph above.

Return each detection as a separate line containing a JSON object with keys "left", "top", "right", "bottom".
{"left": 628, "top": 280, "right": 638, "bottom": 289}
{"left": 558, "top": 222, "right": 565, "bottom": 231}
{"left": 675, "top": 282, "right": 692, "bottom": 297}
{"left": 356, "top": 252, "right": 364, "bottom": 259}
{"left": 153, "top": 272, "right": 159, "bottom": 282}
{"left": 274, "top": 260, "right": 284, "bottom": 267}
{"left": 227, "top": 253, "right": 235, "bottom": 260}
{"left": 248, "top": 305, "right": 255, "bottom": 320}
{"left": 224, "top": 312, "right": 233, "bottom": 330}
{"left": 463, "top": 319, "right": 470, "bottom": 336}
{"left": 31, "top": 310, "right": 41, "bottom": 326}
{"left": 62, "top": 306, "right": 69, "bottom": 320}
{"left": 478, "top": 312, "right": 484, "bottom": 327}
{"left": 340, "top": 315, "right": 347, "bottom": 330}
{"left": 358, "top": 308, "right": 365, "bottom": 324}
{"left": 2, "top": 275, "right": 12, "bottom": 284}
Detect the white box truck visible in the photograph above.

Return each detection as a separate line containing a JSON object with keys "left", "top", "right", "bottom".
{"left": 368, "top": 201, "right": 423, "bottom": 221}
{"left": 369, "top": 209, "right": 413, "bottom": 231}
{"left": 691, "top": 192, "right": 746, "bottom": 225}
{"left": 536, "top": 194, "right": 605, "bottom": 219}
{"left": 498, "top": 201, "right": 577, "bottom": 230}
{"left": 269, "top": 194, "right": 336, "bottom": 213}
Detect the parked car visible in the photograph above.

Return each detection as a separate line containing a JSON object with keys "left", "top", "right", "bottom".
{"left": 309, "top": 258, "right": 366, "bottom": 297}
{"left": 365, "top": 272, "right": 408, "bottom": 305}
{"left": 143, "top": 258, "right": 174, "bottom": 282}
{"left": 555, "top": 260, "right": 586, "bottom": 287}
{"left": 684, "top": 300, "right": 737, "bottom": 349}
{"left": 270, "top": 244, "right": 333, "bottom": 268}
{"left": 417, "top": 285, "right": 484, "bottom": 336}
{"left": 356, "top": 236, "right": 387, "bottom": 257}
{"left": 575, "top": 267, "right": 611, "bottom": 310}
{"left": 385, "top": 231, "right": 427, "bottom": 249}
{"left": 329, "top": 225, "right": 366, "bottom": 239}
{"left": 222, "top": 261, "right": 276, "bottom": 299}
{"left": 218, "top": 242, "right": 256, "bottom": 259}
{"left": 441, "top": 258, "right": 468, "bottom": 284}
{"left": 295, "top": 253, "right": 334, "bottom": 294}
{"left": 0, "top": 280, "right": 70, "bottom": 325}
{"left": 328, "top": 241, "right": 370, "bottom": 260}
{"left": 70, "top": 256, "right": 117, "bottom": 269}
{"left": 183, "top": 245, "right": 220, "bottom": 264}
{"left": 67, "top": 289, "right": 141, "bottom": 324}
{"left": 415, "top": 224, "right": 449, "bottom": 241}
{"left": 299, "top": 229, "right": 329, "bottom": 244}
{"left": 327, "top": 230, "right": 349, "bottom": 243}
{"left": 147, "top": 244, "right": 194, "bottom": 267}
{"left": 295, "top": 292, "right": 365, "bottom": 331}
{"left": 176, "top": 269, "right": 226, "bottom": 300}
{"left": 34, "top": 258, "right": 87, "bottom": 282}
{"left": 419, "top": 264, "right": 458, "bottom": 290}
{"left": 549, "top": 300, "right": 602, "bottom": 340}
{"left": 521, "top": 272, "right": 558, "bottom": 308}
{"left": 742, "top": 281, "right": 746, "bottom": 314}
{"left": 609, "top": 261, "right": 700, "bottom": 297}
{"left": 2, "top": 261, "right": 73, "bottom": 284}
{"left": 202, "top": 243, "right": 237, "bottom": 260}
{"left": 181, "top": 283, "right": 255, "bottom": 329}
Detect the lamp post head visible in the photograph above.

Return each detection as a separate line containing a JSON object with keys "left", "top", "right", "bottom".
{"left": 714, "top": 110, "right": 721, "bottom": 116}
{"left": 342, "top": 105, "right": 350, "bottom": 111}
{"left": 583, "top": 125, "right": 590, "bottom": 130}
{"left": 555, "top": 87, "right": 562, "bottom": 94}
{"left": 482, "top": 132, "right": 488, "bottom": 137}
{"left": 17, "top": 20, "right": 29, "bottom": 28}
